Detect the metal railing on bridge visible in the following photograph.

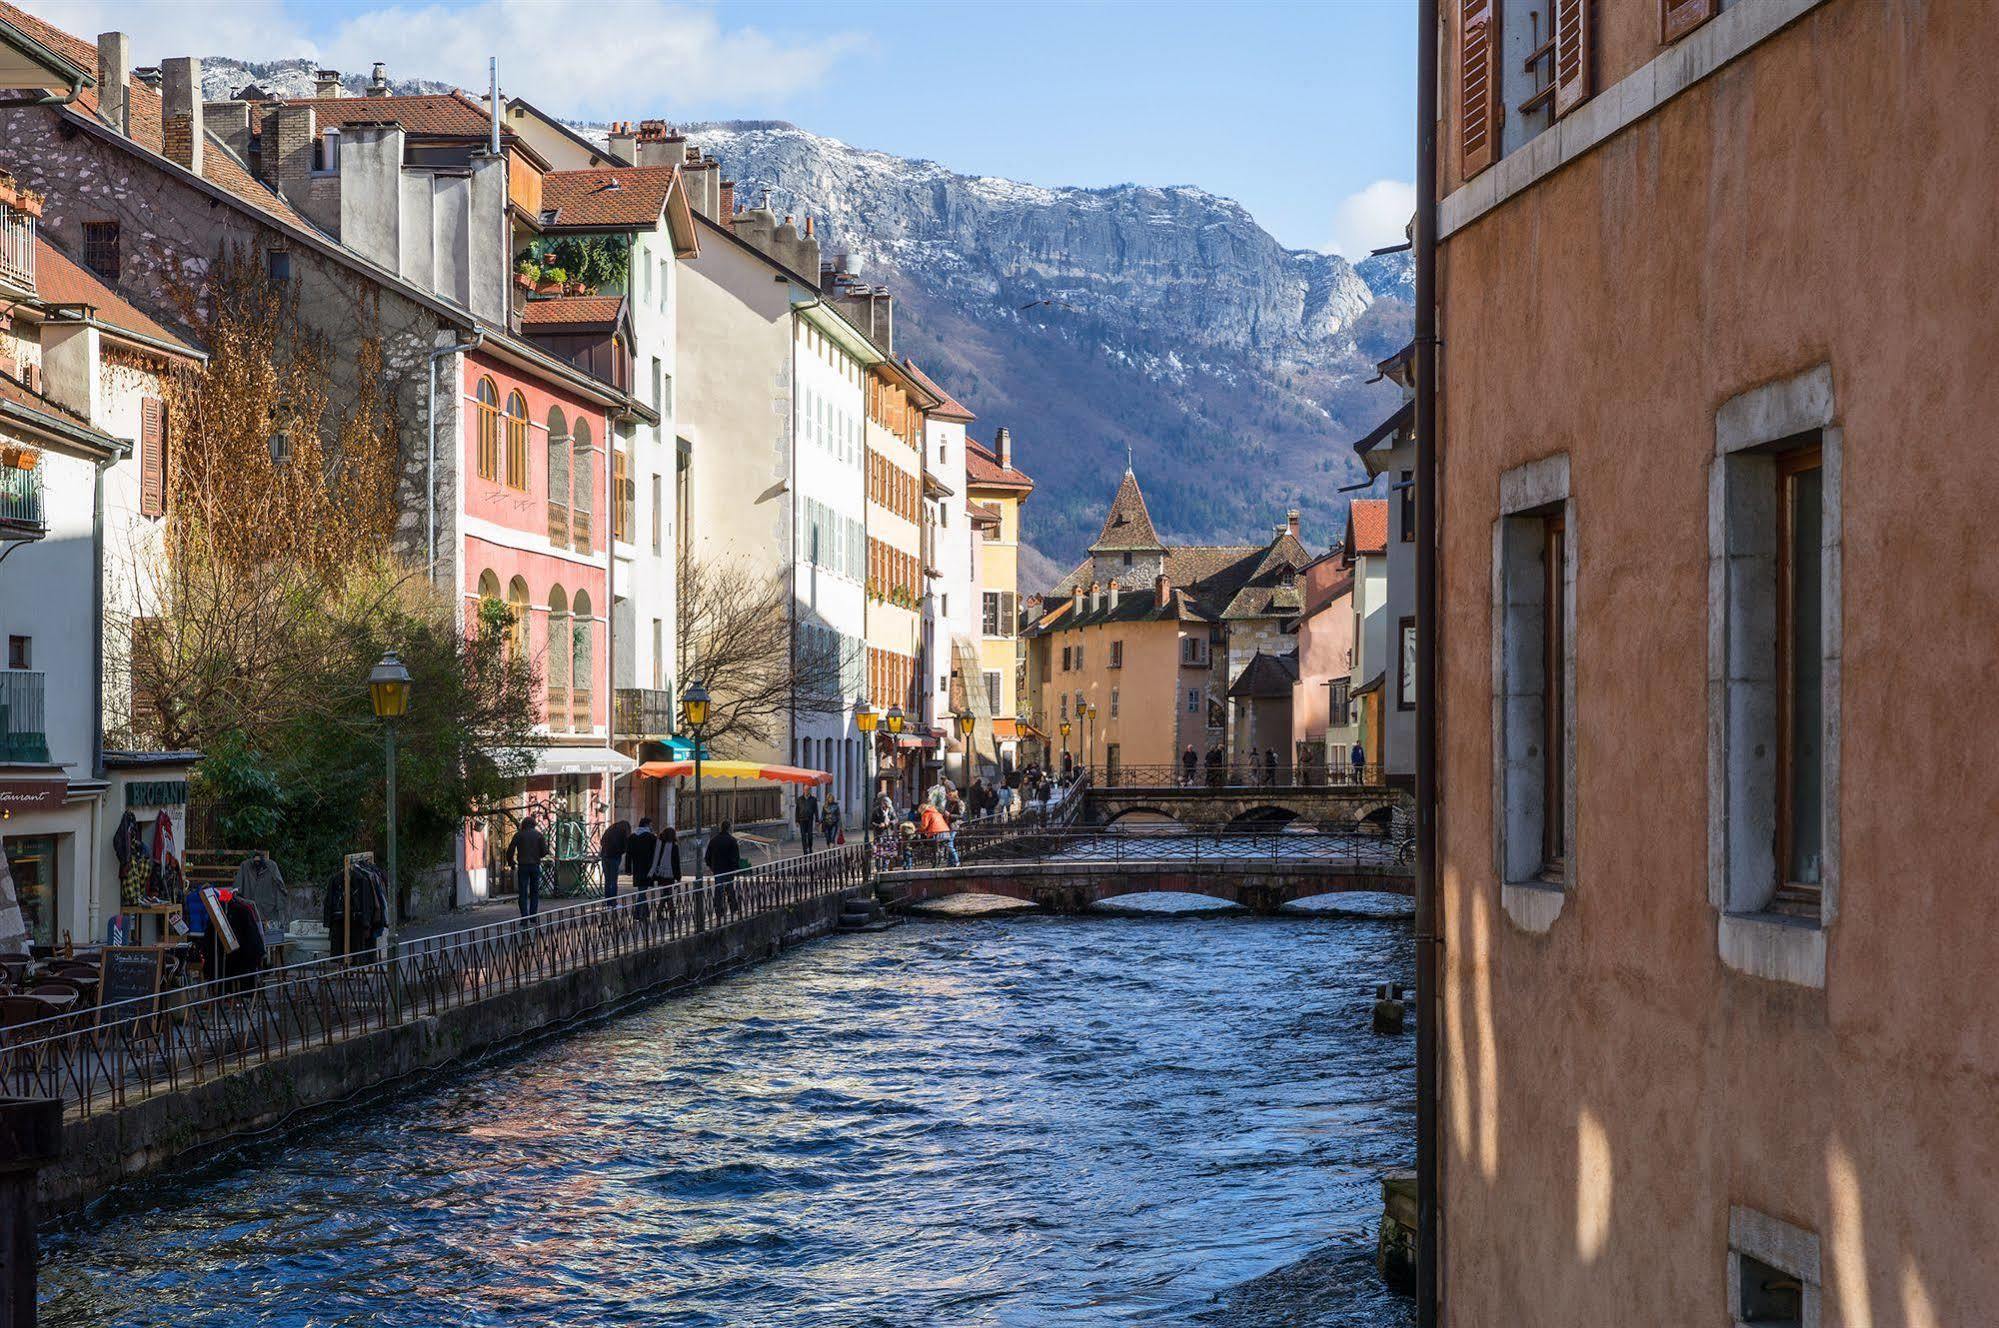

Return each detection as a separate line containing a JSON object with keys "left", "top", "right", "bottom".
{"left": 0, "top": 842, "right": 870, "bottom": 1117}
{"left": 947, "top": 822, "right": 1415, "bottom": 875}
{"left": 1085, "top": 762, "right": 1392, "bottom": 790}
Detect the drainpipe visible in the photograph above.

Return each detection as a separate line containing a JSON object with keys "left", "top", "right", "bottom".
{"left": 89, "top": 454, "right": 110, "bottom": 941}
{"left": 1413, "top": 0, "right": 1443, "bottom": 1323}
{"left": 427, "top": 331, "right": 484, "bottom": 585}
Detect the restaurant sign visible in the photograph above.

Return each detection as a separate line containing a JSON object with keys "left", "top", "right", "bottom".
{"left": 0, "top": 778, "right": 67, "bottom": 814}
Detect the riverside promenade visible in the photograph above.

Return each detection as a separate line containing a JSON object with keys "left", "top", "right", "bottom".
{"left": 7, "top": 844, "right": 872, "bottom": 1211}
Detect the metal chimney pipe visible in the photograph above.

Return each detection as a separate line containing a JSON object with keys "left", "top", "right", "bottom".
{"left": 488, "top": 57, "right": 500, "bottom": 155}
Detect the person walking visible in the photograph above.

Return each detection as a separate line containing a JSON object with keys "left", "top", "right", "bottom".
{"left": 821, "top": 795, "right": 843, "bottom": 848}
{"left": 705, "top": 819, "right": 742, "bottom": 916}
{"left": 624, "top": 817, "right": 659, "bottom": 920}
{"left": 996, "top": 780, "right": 1015, "bottom": 821}
{"left": 1349, "top": 739, "right": 1367, "bottom": 784}
{"left": 1264, "top": 746, "right": 1279, "bottom": 786}
{"left": 795, "top": 788, "right": 821, "bottom": 855}
{"left": 918, "top": 801, "right": 960, "bottom": 867}
{"left": 1181, "top": 744, "right": 1198, "bottom": 787}
{"left": 599, "top": 818, "right": 630, "bottom": 904}
{"left": 508, "top": 815, "right": 548, "bottom": 918}
{"left": 652, "top": 825, "right": 682, "bottom": 923}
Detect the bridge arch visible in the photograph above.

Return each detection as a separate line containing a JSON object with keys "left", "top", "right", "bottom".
{"left": 1223, "top": 805, "right": 1302, "bottom": 831}
{"left": 1100, "top": 805, "right": 1188, "bottom": 828}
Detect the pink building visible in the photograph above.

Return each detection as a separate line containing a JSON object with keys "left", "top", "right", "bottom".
{"left": 1290, "top": 550, "right": 1355, "bottom": 772}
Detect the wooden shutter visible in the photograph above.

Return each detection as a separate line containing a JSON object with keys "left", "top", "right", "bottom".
{"left": 1661, "top": 0, "right": 1716, "bottom": 44}
{"left": 1459, "top": 0, "right": 1500, "bottom": 178}
{"left": 139, "top": 396, "right": 165, "bottom": 518}
{"left": 1554, "top": 0, "right": 1593, "bottom": 117}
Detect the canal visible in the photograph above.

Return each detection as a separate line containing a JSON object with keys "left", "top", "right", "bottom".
{"left": 42, "top": 907, "right": 1415, "bottom": 1327}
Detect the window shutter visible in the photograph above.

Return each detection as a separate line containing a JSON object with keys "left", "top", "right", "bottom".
{"left": 1459, "top": 0, "right": 1500, "bottom": 177}
{"left": 1661, "top": 0, "right": 1716, "bottom": 44}
{"left": 1554, "top": 0, "right": 1593, "bottom": 117}
{"left": 139, "top": 396, "right": 165, "bottom": 518}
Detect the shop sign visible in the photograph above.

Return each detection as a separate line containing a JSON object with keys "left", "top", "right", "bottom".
{"left": 125, "top": 780, "right": 189, "bottom": 809}
{"left": 0, "top": 779, "right": 67, "bottom": 813}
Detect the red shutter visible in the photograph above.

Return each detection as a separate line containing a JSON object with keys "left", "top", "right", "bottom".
{"left": 139, "top": 396, "right": 165, "bottom": 518}
{"left": 1554, "top": 0, "right": 1593, "bottom": 117}
{"left": 1459, "top": 0, "right": 1501, "bottom": 178}
{"left": 1661, "top": 0, "right": 1716, "bottom": 43}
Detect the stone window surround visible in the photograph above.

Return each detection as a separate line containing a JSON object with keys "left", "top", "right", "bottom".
{"left": 1493, "top": 451, "right": 1576, "bottom": 935}
{"left": 1708, "top": 363, "right": 1841, "bottom": 990}
{"left": 1728, "top": 1205, "right": 1821, "bottom": 1328}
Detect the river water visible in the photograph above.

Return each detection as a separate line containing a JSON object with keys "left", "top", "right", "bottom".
{"left": 43, "top": 908, "right": 1416, "bottom": 1328}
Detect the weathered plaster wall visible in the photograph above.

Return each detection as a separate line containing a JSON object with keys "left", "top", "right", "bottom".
{"left": 1435, "top": 2, "right": 1999, "bottom": 1323}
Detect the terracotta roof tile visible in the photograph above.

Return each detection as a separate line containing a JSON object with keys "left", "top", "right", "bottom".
{"left": 899, "top": 358, "right": 974, "bottom": 422}
{"left": 520, "top": 295, "right": 624, "bottom": 329}
{"left": 1346, "top": 498, "right": 1389, "bottom": 557}
{"left": 1088, "top": 468, "right": 1165, "bottom": 552}
{"left": 967, "top": 499, "right": 1002, "bottom": 525}
{"left": 965, "top": 437, "right": 1032, "bottom": 492}
{"left": 32, "top": 238, "right": 198, "bottom": 354}
{"left": 283, "top": 92, "right": 494, "bottom": 137}
{"left": 0, "top": 366, "right": 124, "bottom": 448}
{"left": 541, "top": 165, "right": 678, "bottom": 228}
{"left": 0, "top": 3, "right": 309, "bottom": 231}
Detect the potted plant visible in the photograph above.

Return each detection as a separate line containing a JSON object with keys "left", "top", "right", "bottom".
{"left": 1, "top": 445, "right": 35, "bottom": 471}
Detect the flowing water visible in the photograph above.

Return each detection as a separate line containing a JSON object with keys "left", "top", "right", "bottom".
{"left": 43, "top": 907, "right": 1416, "bottom": 1328}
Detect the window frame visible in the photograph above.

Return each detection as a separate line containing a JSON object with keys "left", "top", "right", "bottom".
{"left": 502, "top": 390, "right": 528, "bottom": 491}
{"left": 82, "top": 220, "right": 119, "bottom": 280}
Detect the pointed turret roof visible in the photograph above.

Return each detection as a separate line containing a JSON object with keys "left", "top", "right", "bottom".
{"left": 1089, "top": 468, "right": 1168, "bottom": 553}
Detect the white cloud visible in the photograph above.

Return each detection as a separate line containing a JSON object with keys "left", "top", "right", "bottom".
{"left": 1327, "top": 179, "right": 1416, "bottom": 260}
{"left": 26, "top": 0, "right": 860, "bottom": 118}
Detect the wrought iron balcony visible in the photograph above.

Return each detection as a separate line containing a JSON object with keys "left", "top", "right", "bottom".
{"left": 615, "top": 687, "right": 675, "bottom": 739}
{"left": 0, "top": 207, "right": 33, "bottom": 290}
{"left": 0, "top": 670, "right": 49, "bottom": 764}
{"left": 0, "top": 457, "right": 44, "bottom": 540}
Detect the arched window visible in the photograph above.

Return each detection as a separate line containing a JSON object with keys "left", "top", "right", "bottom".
{"left": 570, "top": 589, "right": 593, "bottom": 731}
{"left": 476, "top": 569, "right": 502, "bottom": 640}
{"left": 545, "top": 406, "right": 570, "bottom": 544}
{"left": 506, "top": 576, "right": 530, "bottom": 660}
{"left": 570, "top": 417, "right": 594, "bottom": 550}
{"left": 474, "top": 378, "right": 499, "bottom": 480}
{"left": 504, "top": 391, "right": 529, "bottom": 491}
{"left": 546, "top": 584, "right": 570, "bottom": 732}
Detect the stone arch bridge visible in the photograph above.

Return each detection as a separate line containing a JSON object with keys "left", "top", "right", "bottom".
{"left": 1083, "top": 781, "right": 1411, "bottom": 833}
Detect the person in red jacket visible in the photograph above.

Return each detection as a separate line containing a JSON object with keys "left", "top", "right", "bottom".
{"left": 917, "top": 802, "right": 960, "bottom": 867}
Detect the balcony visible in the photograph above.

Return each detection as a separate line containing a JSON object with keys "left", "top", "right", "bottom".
{"left": 0, "top": 206, "right": 33, "bottom": 291}
{"left": 615, "top": 687, "right": 675, "bottom": 739}
{"left": 0, "top": 671, "right": 49, "bottom": 764}
{"left": 0, "top": 456, "right": 44, "bottom": 541}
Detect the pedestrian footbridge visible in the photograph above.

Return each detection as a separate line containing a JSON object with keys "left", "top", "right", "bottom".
{"left": 1082, "top": 777, "right": 1408, "bottom": 834}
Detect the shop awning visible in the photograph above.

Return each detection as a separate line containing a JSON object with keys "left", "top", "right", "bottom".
{"left": 529, "top": 746, "right": 637, "bottom": 777}
{"left": 659, "top": 735, "right": 708, "bottom": 759}
{"left": 635, "top": 759, "right": 832, "bottom": 787}
{"left": 894, "top": 734, "right": 938, "bottom": 750}
{"left": 991, "top": 718, "right": 1045, "bottom": 742}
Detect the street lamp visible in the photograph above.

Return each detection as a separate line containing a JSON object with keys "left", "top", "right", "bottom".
{"left": 367, "top": 651, "right": 411, "bottom": 929}
{"left": 1084, "top": 702, "right": 1098, "bottom": 776}
{"left": 954, "top": 710, "right": 976, "bottom": 793}
{"left": 680, "top": 680, "right": 710, "bottom": 871}
{"left": 857, "top": 705, "right": 879, "bottom": 870}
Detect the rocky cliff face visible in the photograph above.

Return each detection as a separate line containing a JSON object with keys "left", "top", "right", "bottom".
{"left": 685, "top": 123, "right": 1413, "bottom": 579}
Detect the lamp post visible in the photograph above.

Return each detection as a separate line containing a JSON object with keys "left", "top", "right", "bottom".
{"left": 1059, "top": 718, "right": 1072, "bottom": 766}
{"left": 368, "top": 651, "right": 412, "bottom": 929}
{"left": 856, "top": 705, "right": 879, "bottom": 870}
{"left": 954, "top": 710, "right": 976, "bottom": 794}
{"left": 680, "top": 680, "right": 710, "bottom": 872}
{"left": 1084, "top": 702, "right": 1098, "bottom": 778}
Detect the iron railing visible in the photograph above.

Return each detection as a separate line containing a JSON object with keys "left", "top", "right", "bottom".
{"left": 0, "top": 207, "right": 32, "bottom": 289}
{"left": 0, "top": 671, "right": 47, "bottom": 764}
{"left": 0, "top": 461, "right": 44, "bottom": 536}
{"left": 1083, "top": 762, "right": 1392, "bottom": 790}
{"left": 946, "top": 822, "right": 1415, "bottom": 875}
{"left": 0, "top": 842, "right": 870, "bottom": 1117}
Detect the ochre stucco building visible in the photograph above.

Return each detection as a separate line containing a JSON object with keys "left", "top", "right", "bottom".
{"left": 1433, "top": 0, "right": 1999, "bottom": 1322}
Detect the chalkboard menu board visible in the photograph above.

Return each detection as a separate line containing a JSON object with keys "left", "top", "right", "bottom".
{"left": 97, "top": 946, "right": 165, "bottom": 1017}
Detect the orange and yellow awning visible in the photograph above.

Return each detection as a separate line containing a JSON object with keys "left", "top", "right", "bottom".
{"left": 635, "top": 759, "right": 832, "bottom": 787}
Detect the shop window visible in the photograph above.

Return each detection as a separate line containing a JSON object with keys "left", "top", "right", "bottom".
{"left": 4, "top": 836, "right": 56, "bottom": 947}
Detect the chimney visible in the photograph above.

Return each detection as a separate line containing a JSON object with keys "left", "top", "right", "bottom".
{"left": 1089, "top": 582, "right": 1102, "bottom": 614}
{"left": 159, "top": 57, "right": 204, "bottom": 176}
{"left": 820, "top": 260, "right": 840, "bottom": 295}
{"left": 719, "top": 179, "right": 735, "bottom": 216}
{"left": 870, "top": 290, "right": 893, "bottom": 353}
{"left": 1108, "top": 579, "right": 1120, "bottom": 610}
{"left": 1287, "top": 508, "right": 1301, "bottom": 539}
{"left": 95, "top": 32, "right": 130, "bottom": 135}
{"left": 314, "top": 68, "right": 340, "bottom": 98}
{"left": 258, "top": 103, "right": 315, "bottom": 198}
{"left": 797, "top": 215, "right": 821, "bottom": 281}
{"left": 609, "top": 121, "right": 637, "bottom": 164}
{"left": 995, "top": 426, "right": 1012, "bottom": 471}
{"left": 1071, "top": 584, "right": 1083, "bottom": 616}
{"left": 367, "top": 62, "right": 390, "bottom": 95}
{"left": 1155, "top": 574, "right": 1170, "bottom": 608}
{"left": 204, "top": 100, "right": 251, "bottom": 162}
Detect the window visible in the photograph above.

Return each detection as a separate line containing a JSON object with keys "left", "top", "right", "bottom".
{"left": 1121, "top": 551, "right": 1132, "bottom": 567}
{"left": 984, "top": 670, "right": 1003, "bottom": 714}
{"left": 651, "top": 619, "right": 664, "bottom": 690}
{"left": 506, "top": 577, "right": 529, "bottom": 659}
{"left": 982, "top": 590, "right": 1016, "bottom": 638}
{"left": 139, "top": 396, "right": 166, "bottom": 517}
{"left": 571, "top": 590, "right": 593, "bottom": 723}
{"left": 1186, "top": 688, "right": 1200, "bottom": 714}
{"left": 503, "top": 391, "right": 528, "bottom": 490}
{"left": 1109, "top": 640, "right": 1124, "bottom": 669}
{"left": 5, "top": 636, "right": 26, "bottom": 669}
{"left": 1328, "top": 677, "right": 1351, "bottom": 726}
{"left": 1661, "top": 0, "right": 1717, "bottom": 44}
{"left": 1399, "top": 469, "right": 1415, "bottom": 541}
{"left": 4, "top": 836, "right": 56, "bottom": 948}
{"left": 651, "top": 474, "right": 663, "bottom": 554}
{"left": 546, "top": 585, "right": 570, "bottom": 730}
{"left": 82, "top": 221, "right": 119, "bottom": 280}
{"left": 1495, "top": 453, "right": 1573, "bottom": 919}
{"left": 1109, "top": 688, "right": 1119, "bottom": 718}
{"left": 1060, "top": 694, "right": 1069, "bottom": 721}
{"left": 545, "top": 407, "right": 570, "bottom": 541}
{"left": 1061, "top": 645, "right": 1071, "bottom": 672}
{"left": 1074, "top": 645, "right": 1083, "bottom": 670}
{"left": 1709, "top": 366, "right": 1841, "bottom": 984}
{"left": 474, "top": 379, "right": 500, "bottom": 481}
{"left": 613, "top": 449, "right": 633, "bottom": 543}
{"left": 651, "top": 357, "right": 663, "bottom": 411}
{"left": 571, "top": 418, "right": 593, "bottom": 550}
{"left": 1398, "top": 615, "right": 1417, "bottom": 711}
{"left": 1181, "top": 635, "right": 1210, "bottom": 668}
{"left": 661, "top": 373, "right": 673, "bottom": 416}
{"left": 643, "top": 260, "right": 654, "bottom": 305}
{"left": 1727, "top": 1207, "right": 1818, "bottom": 1328}
{"left": 266, "top": 249, "right": 291, "bottom": 282}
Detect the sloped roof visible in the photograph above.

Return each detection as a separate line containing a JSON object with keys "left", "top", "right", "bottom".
{"left": 33, "top": 238, "right": 199, "bottom": 356}
{"left": 1089, "top": 468, "right": 1165, "bottom": 552}
{"left": 0, "top": 367, "right": 125, "bottom": 453}
{"left": 1346, "top": 498, "right": 1389, "bottom": 557}
{"left": 1227, "top": 650, "right": 1302, "bottom": 700}
{"left": 900, "top": 358, "right": 974, "bottom": 422}
{"left": 965, "top": 437, "right": 1032, "bottom": 492}
{"left": 286, "top": 92, "right": 494, "bottom": 136}
{"left": 520, "top": 295, "right": 624, "bottom": 329}
{"left": 1025, "top": 585, "right": 1213, "bottom": 635}
{"left": 542, "top": 166, "right": 676, "bottom": 228}
{"left": 1353, "top": 400, "right": 1413, "bottom": 457}
{"left": 967, "top": 499, "right": 1002, "bottom": 525}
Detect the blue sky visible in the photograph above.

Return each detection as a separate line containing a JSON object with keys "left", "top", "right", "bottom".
{"left": 39, "top": 0, "right": 1416, "bottom": 255}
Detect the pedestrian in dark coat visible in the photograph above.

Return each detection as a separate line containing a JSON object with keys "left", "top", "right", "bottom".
{"left": 1264, "top": 747, "right": 1279, "bottom": 786}
{"left": 599, "top": 819, "right": 630, "bottom": 902}
{"left": 795, "top": 789, "right": 821, "bottom": 855}
{"left": 653, "top": 826, "right": 682, "bottom": 921}
{"left": 508, "top": 816, "right": 549, "bottom": 918}
{"left": 705, "top": 820, "right": 742, "bottom": 915}
{"left": 624, "top": 818, "right": 659, "bottom": 918}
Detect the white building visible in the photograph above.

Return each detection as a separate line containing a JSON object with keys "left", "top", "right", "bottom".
{"left": 1341, "top": 497, "right": 1392, "bottom": 772}
{"left": 1353, "top": 343, "right": 1415, "bottom": 786}
{"left": 904, "top": 359, "right": 976, "bottom": 789}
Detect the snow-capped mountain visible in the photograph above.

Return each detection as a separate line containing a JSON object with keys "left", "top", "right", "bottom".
{"left": 681, "top": 122, "right": 1411, "bottom": 577}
